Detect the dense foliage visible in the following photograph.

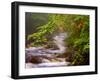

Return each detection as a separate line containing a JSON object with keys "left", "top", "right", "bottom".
{"left": 26, "top": 13, "right": 89, "bottom": 65}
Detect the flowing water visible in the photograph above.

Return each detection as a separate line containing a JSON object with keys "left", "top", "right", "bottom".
{"left": 26, "top": 32, "right": 70, "bottom": 68}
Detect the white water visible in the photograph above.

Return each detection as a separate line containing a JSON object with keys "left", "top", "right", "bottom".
{"left": 26, "top": 62, "right": 70, "bottom": 68}
{"left": 26, "top": 32, "right": 67, "bottom": 55}
{"left": 51, "top": 32, "right": 67, "bottom": 53}
{"left": 26, "top": 32, "right": 69, "bottom": 68}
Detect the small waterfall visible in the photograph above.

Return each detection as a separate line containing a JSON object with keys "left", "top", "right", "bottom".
{"left": 53, "top": 32, "right": 67, "bottom": 53}
{"left": 46, "top": 32, "right": 67, "bottom": 54}
{"left": 26, "top": 32, "right": 67, "bottom": 55}
{"left": 25, "top": 32, "right": 70, "bottom": 68}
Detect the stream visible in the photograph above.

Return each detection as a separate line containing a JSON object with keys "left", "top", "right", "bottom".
{"left": 25, "top": 33, "right": 71, "bottom": 68}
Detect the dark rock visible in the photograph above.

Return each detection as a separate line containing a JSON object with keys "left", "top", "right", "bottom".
{"left": 27, "top": 56, "right": 43, "bottom": 64}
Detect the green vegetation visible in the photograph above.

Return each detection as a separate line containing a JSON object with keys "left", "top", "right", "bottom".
{"left": 26, "top": 13, "right": 89, "bottom": 65}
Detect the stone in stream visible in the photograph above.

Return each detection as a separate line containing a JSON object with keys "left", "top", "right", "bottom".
{"left": 26, "top": 54, "right": 56, "bottom": 63}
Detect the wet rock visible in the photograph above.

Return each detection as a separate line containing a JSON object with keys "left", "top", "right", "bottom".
{"left": 26, "top": 56, "right": 43, "bottom": 64}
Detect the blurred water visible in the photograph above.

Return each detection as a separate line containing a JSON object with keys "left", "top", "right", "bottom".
{"left": 26, "top": 32, "right": 67, "bottom": 55}
{"left": 25, "top": 32, "right": 69, "bottom": 68}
